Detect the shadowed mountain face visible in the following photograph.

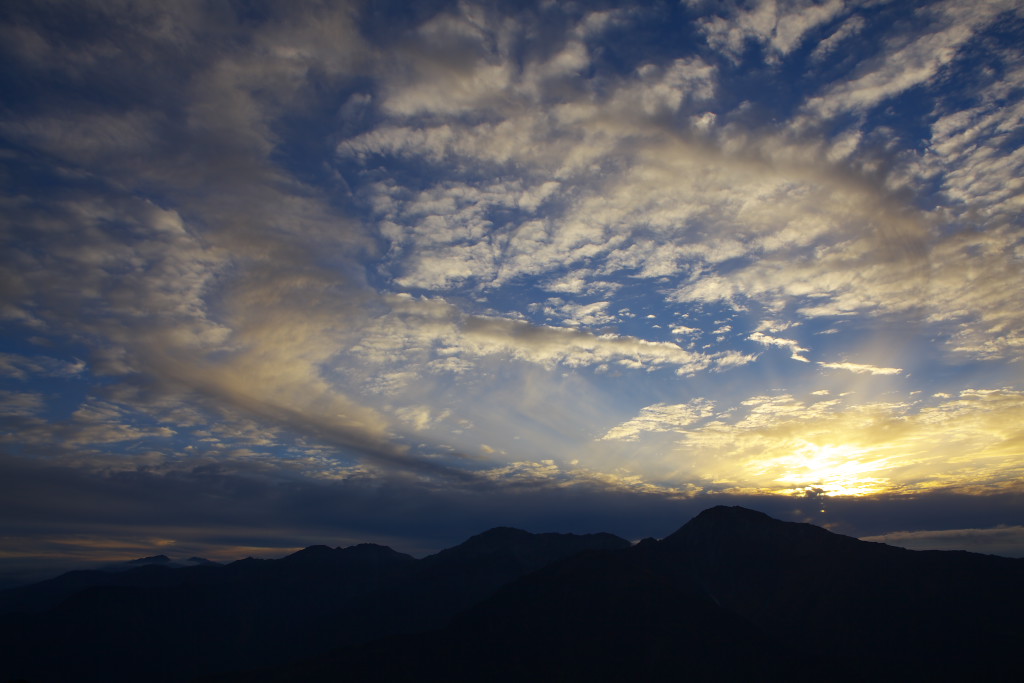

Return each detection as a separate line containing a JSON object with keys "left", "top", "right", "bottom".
{"left": 234, "top": 507, "right": 1024, "bottom": 683}
{"left": 2, "top": 508, "right": 1022, "bottom": 683}
{"left": 0, "top": 528, "right": 628, "bottom": 682}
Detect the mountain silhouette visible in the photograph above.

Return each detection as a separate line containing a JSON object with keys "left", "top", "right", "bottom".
{"left": 661, "top": 506, "right": 1024, "bottom": 680}
{"left": 222, "top": 507, "right": 1024, "bottom": 683}
{"left": 2, "top": 507, "right": 1021, "bottom": 682}
{"left": 0, "top": 528, "right": 626, "bottom": 682}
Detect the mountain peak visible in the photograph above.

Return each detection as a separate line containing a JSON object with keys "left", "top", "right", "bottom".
{"left": 127, "top": 554, "right": 172, "bottom": 565}
{"left": 281, "top": 545, "right": 334, "bottom": 561}
{"left": 425, "top": 526, "right": 629, "bottom": 570}
{"left": 452, "top": 526, "right": 628, "bottom": 553}
{"left": 662, "top": 505, "right": 853, "bottom": 554}
{"left": 281, "top": 543, "right": 412, "bottom": 566}
{"left": 701, "top": 505, "right": 773, "bottom": 518}
{"left": 343, "top": 543, "right": 415, "bottom": 560}
{"left": 662, "top": 506, "right": 777, "bottom": 541}
{"left": 691, "top": 505, "right": 777, "bottom": 525}
{"left": 471, "top": 526, "right": 532, "bottom": 541}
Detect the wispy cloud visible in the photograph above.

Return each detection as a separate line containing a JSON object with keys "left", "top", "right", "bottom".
{"left": 600, "top": 400, "right": 716, "bottom": 442}
{"left": 698, "top": 0, "right": 847, "bottom": 65}
{"left": 861, "top": 525, "right": 1024, "bottom": 557}
{"left": 817, "top": 361, "right": 902, "bottom": 375}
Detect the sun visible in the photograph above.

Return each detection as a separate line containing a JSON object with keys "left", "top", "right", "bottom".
{"left": 769, "top": 440, "right": 895, "bottom": 497}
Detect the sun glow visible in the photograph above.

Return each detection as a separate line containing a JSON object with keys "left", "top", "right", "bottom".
{"left": 657, "top": 389, "right": 1024, "bottom": 499}
{"left": 770, "top": 440, "right": 894, "bottom": 496}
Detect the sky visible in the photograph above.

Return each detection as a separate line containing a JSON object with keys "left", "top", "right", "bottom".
{"left": 2, "top": 0, "right": 1023, "bottom": 584}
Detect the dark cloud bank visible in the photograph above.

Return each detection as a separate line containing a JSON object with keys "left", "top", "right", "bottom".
{"left": 3, "top": 451, "right": 1022, "bottom": 588}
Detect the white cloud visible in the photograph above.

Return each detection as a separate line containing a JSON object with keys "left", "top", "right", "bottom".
{"left": 1, "top": 0, "right": 1021, "bottom": 504}
{"left": 748, "top": 331, "right": 811, "bottom": 362}
{"left": 817, "top": 361, "right": 902, "bottom": 375}
{"left": 803, "top": 1, "right": 1020, "bottom": 119}
{"left": 657, "top": 389, "right": 1024, "bottom": 496}
{"left": 344, "top": 294, "right": 759, "bottom": 385}
{"left": 600, "top": 399, "right": 716, "bottom": 441}
{"left": 0, "top": 390, "right": 45, "bottom": 417}
{"left": 395, "top": 405, "right": 451, "bottom": 432}
{"left": 536, "top": 299, "right": 617, "bottom": 327}
{"left": 542, "top": 270, "right": 621, "bottom": 296}
{"left": 67, "top": 401, "right": 177, "bottom": 445}
{"left": 810, "top": 14, "right": 866, "bottom": 61}
{"left": 699, "top": 0, "right": 847, "bottom": 65}
{"left": 0, "top": 353, "right": 86, "bottom": 380}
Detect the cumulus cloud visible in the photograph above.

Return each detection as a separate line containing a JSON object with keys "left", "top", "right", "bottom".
{"left": 534, "top": 299, "right": 617, "bottom": 327}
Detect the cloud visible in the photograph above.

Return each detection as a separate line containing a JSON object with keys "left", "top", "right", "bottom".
{"left": 810, "top": 14, "right": 866, "bottom": 61}
{"left": 395, "top": 405, "right": 451, "bottom": 432}
{"left": 0, "top": 390, "right": 45, "bottom": 417}
{"left": 0, "top": 353, "right": 86, "bottom": 380}
{"left": 802, "top": 0, "right": 1020, "bottom": 119}
{"left": 338, "top": 22, "right": 1023, "bottom": 371}
{"left": 748, "top": 331, "right": 811, "bottom": 362}
{"left": 0, "top": 187, "right": 446, "bottom": 473}
{"left": 601, "top": 399, "right": 717, "bottom": 441}
{"left": 0, "top": 4, "right": 471, "bottom": 478}
{"left": 533, "top": 299, "right": 617, "bottom": 327}
{"left": 459, "top": 311, "right": 714, "bottom": 372}
{"left": 817, "top": 361, "right": 902, "bottom": 375}
{"left": 650, "top": 389, "right": 1024, "bottom": 497}
{"left": 542, "top": 270, "right": 621, "bottom": 296}
{"left": 860, "top": 525, "right": 1024, "bottom": 557}
{"left": 378, "top": 12, "right": 518, "bottom": 117}
{"left": 2, "top": 449, "right": 1021, "bottom": 584}
{"left": 698, "top": 0, "right": 847, "bottom": 65}
{"left": 346, "top": 294, "right": 750, "bottom": 380}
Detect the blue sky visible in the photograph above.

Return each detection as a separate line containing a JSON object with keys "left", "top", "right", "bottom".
{"left": 1, "top": 0, "right": 1023, "bottom": 578}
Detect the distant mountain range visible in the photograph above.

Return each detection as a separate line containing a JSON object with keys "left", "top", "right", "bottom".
{"left": 2, "top": 507, "right": 1021, "bottom": 682}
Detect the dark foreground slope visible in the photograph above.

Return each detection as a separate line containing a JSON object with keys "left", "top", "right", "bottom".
{"left": 661, "top": 506, "right": 1023, "bottom": 679}
{"left": 239, "top": 506, "right": 1024, "bottom": 683}
{"left": 2, "top": 507, "right": 1021, "bottom": 682}
{"left": 0, "top": 529, "right": 628, "bottom": 682}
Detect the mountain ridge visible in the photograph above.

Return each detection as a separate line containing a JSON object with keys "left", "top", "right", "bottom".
{"left": 0, "top": 526, "right": 631, "bottom": 682}
{"left": 2, "top": 508, "right": 1021, "bottom": 682}
{"left": 229, "top": 507, "right": 1024, "bottom": 682}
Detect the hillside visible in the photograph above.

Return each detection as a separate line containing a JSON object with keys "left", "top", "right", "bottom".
{"left": 2, "top": 507, "right": 1021, "bottom": 682}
